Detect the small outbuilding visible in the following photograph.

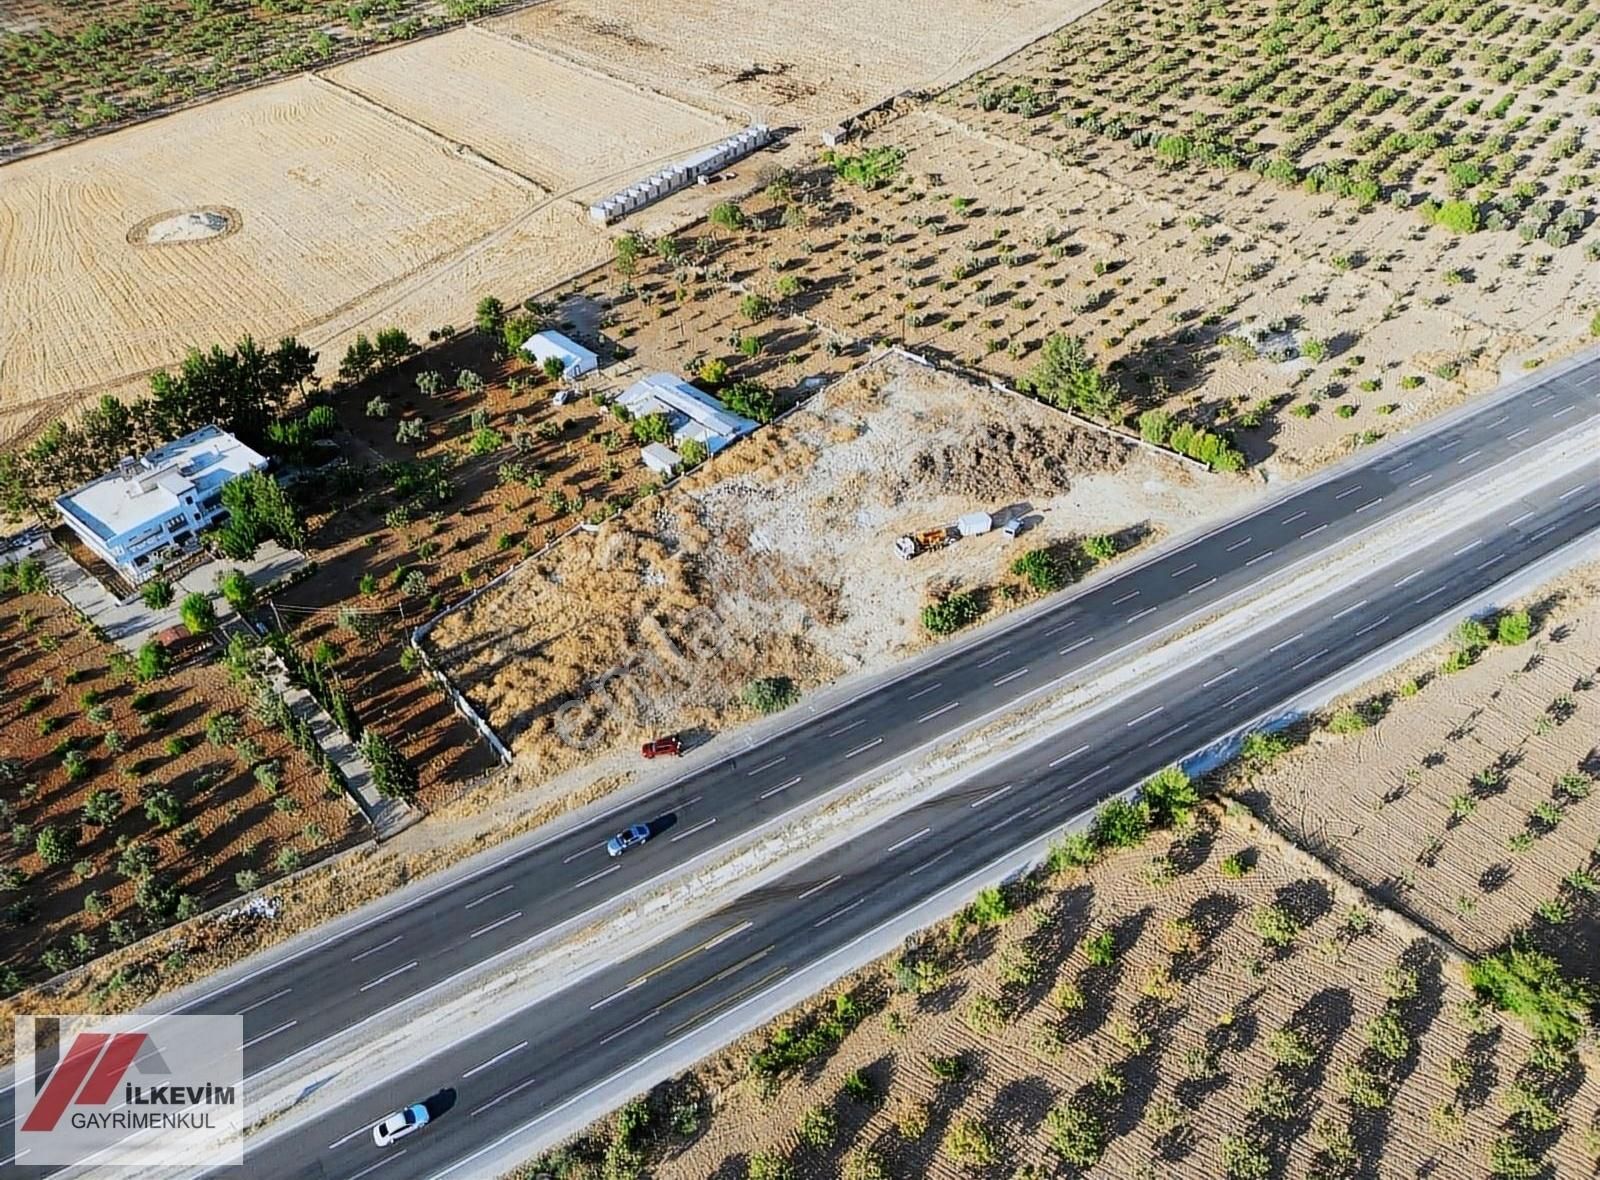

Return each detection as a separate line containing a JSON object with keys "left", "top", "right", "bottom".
{"left": 521, "top": 330, "right": 599, "bottom": 379}
{"left": 640, "top": 443, "right": 681, "bottom": 477}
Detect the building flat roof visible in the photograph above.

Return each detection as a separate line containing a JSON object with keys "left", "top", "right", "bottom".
{"left": 521, "top": 330, "right": 598, "bottom": 377}
{"left": 55, "top": 424, "right": 267, "bottom": 543}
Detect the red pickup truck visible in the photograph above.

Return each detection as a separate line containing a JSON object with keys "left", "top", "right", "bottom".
{"left": 641, "top": 734, "right": 682, "bottom": 759}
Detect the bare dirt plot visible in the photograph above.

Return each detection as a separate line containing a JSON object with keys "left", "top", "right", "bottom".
{"left": 536, "top": 808, "right": 1600, "bottom": 1179}
{"left": 489, "top": 0, "right": 1109, "bottom": 128}
{"left": 0, "top": 74, "right": 537, "bottom": 439}
{"left": 427, "top": 356, "right": 1251, "bottom": 775}
{"left": 324, "top": 25, "right": 736, "bottom": 200}
{"left": 1231, "top": 563, "right": 1600, "bottom": 971}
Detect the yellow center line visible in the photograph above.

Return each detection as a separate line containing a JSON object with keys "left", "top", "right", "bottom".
{"left": 653, "top": 945, "right": 775, "bottom": 1016}
{"left": 668, "top": 967, "right": 790, "bottom": 1038}
{"left": 626, "top": 921, "right": 754, "bottom": 989}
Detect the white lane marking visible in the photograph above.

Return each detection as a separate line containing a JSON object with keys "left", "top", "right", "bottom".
{"left": 1044, "top": 619, "right": 1077, "bottom": 636}
{"left": 327, "top": 1122, "right": 376, "bottom": 1151}
{"left": 237, "top": 988, "right": 292, "bottom": 1015}
{"left": 465, "top": 883, "right": 516, "bottom": 907}
{"left": 1389, "top": 460, "right": 1414, "bottom": 473}
{"left": 1301, "top": 523, "right": 1328, "bottom": 539}
{"left": 349, "top": 935, "right": 402, "bottom": 963}
{"left": 1508, "top": 427, "right": 1531, "bottom": 440}
{"left": 671, "top": 818, "right": 717, "bottom": 843}
{"left": 1456, "top": 449, "right": 1481, "bottom": 464}
{"left": 760, "top": 776, "right": 802, "bottom": 799}
{"left": 993, "top": 666, "right": 1030, "bottom": 687}
{"left": 1530, "top": 524, "right": 1558, "bottom": 542}
{"left": 1125, "top": 705, "right": 1164, "bottom": 728}
{"left": 917, "top": 700, "right": 961, "bottom": 723}
{"left": 559, "top": 843, "right": 605, "bottom": 866}
{"left": 1267, "top": 631, "right": 1304, "bottom": 653}
{"left": 909, "top": 848, "right": 956, "bottom": 877}
{"left": 1290, "top": 647, "right": 1330, "bottom": 671}
{"left": 977, "top": 650, "right": 1011, "bottom": 669}
{"left": 1552, "top": 403, "right": 1577, "bottom": 417}
{"left": 1221, "top": 685, "right": 1261, "bottom": 709}
{"left": 1127, "top": 607, "right": 1158, "bottom": 624}
{"left": 242, "top": 1021, "right": 297, "bottom": 1050}
{"left": 1354, "top": 614, "right": 1390, "bottom": 637}
{"left": 1111, "top": 590, "right": 1140, "bottom": 605}
{"left": 1416, "top": 584, "right": 1451, "bottom": 603}
{"left": 827, "top": 718, "right": 865, "bottom": 737}
{"left": 1393, "top": 569, "right": 1423, "bottom": 587}
{"left": 1334, "top": 485, "right": 1362, "bottom": 500}
{"left": 745, "top": 756, "right": 785, "bottom": 776}
{"left": 971, "top": 783, "right": 1017, "bottom": 808}
{"left": 1186, "top": 576, "right": 1217, "bottom": 594}
{"left": 1066, "top": 764, "right": 1112, "bottom": 790}
{"left": 1047, "top": 744, "right": 1091, "bottom": 768}
{"left": 1453, "top": 538, "right": 1482, "bottom": 555}
{"left": 358, "top": 961, "right": 418, "bottom": 993}
{"left": 906, "top": 682, "right": 943, "bottom": 701}
{"left": 1509, "top": 510, "right": 1536, "bottom": 527}
{"left": 470, "top": 911, "right": 523, "bottom": 939}
{"left": 1408, "top": 473, "right": 1433, "bottom": 487}
{"left": 1437, "top": 438, "right": 1462, "bottom": 450}
{"left": 572, "top": 864, "right": 622, "bottom": 890}
{"left": 1559, "top": 484, "right": 1587, "bottom": 501}
{"left": 1531, "top": 393, "right": 1555, "bottom": 407}
{"left": 1059, "top": 636, "right": 1095, "bottom": 655}
{"left": 986, "top": 806, "right": 1034, "bottom": 833}
{"left": 886, "top": 827, "right": 932, "bottom": 854}
{"left": 463, "top": 1041, "right": 529, "bottom": 1079}
{"left": 1244, "top": 550, "right": 1274, "bottom": 566}
{"left": 1281, "top": 510, "right": 1307, "bottom": 524}
{"left": 1475, "top": 552, "right": 1507, "bottom": 571}
{"left": 1355, "top": 497, "right": 1382, "bottom": 513}
{"left": 1147, "top": 721, "right": 1192, "bottom": 747}
{"left": 1171, "top": 562, "right": 1198, "bottom": 577}
{"left": 814, "top": 898, "right": 866, "bottom": 928}
{"left": 1587, "top": 502, "right": 1600, "bottom": 513}
{"left": 1225, "top": 535, "right": 1253, "bottom": 552}
{"left": 1202, "top": 667, "right": 1238, "bottom": 688}
{"left": 344, "top": 1149, "right": 407, "bottom": 1179}
{"left": 1486, "top": 415, "right": 1508, "bottom": 428}
{"left": 469, "top": 1075, "right": 542, "bottom": 1117}
{"left": 844, "top": 737, "right": 883, "bottom": 758}
{"left": 596, "top": 1010, "right": 657, "bottom": 1049}
{"left": 796, "top": 875, "right": 842, "bottom": 901}
{"left": 1330, "top": 598, "right": 1367, "bottom": 621}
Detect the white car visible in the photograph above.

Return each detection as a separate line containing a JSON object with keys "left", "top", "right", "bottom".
{"left": 1003, "top": 516, "right": 1025, "bottom": 539}
{"left": 372, "top": 1103, "right": 430, "bottom": 1147}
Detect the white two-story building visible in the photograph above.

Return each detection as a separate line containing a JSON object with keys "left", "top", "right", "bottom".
{"left": 54, "top": 425, "right": 268, "bottom": 583}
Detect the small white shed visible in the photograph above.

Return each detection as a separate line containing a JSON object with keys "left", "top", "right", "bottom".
{"left": 640, "top": 443, "right": 680, "bottom": 477}
{"left": 521, "top": 330, "right": 598, "bottom": 378}
{"left": 957, "top": 511, "right": 994, "bottom": 537}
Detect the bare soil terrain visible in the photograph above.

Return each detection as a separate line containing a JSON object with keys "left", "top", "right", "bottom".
{"left": 0, "top": 580, "right": 363, "bottom": 996}
{"left": 428, "top": 356, "right": 1252, "bottom": 775}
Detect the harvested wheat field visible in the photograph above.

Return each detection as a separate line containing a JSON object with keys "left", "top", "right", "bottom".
{"left": 324, "top": 25, "right": 736, "bottom": 200}
{"left": 489, "top": 0, "right": 1106, "bottom": 128}
{"left": 1231, "top": 562, "right": 1600, "bottom": 974}
{"left": 427, "top": 355, "right": 1253, "bottom": 773}
{"left": 531, "top": 805, "right": 1600, "bottom": 1178}
{"left": 0, "top": 74, "right": 536, "bottom": 436}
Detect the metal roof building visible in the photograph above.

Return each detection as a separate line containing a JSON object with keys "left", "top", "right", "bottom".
{"left": 614, "top": 373, "right": 756, "bottom": 455}
{"left": 520, "top": 330, "right": 599, "bottom": 379}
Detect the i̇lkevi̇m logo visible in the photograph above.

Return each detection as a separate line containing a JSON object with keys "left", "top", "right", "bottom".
{"left": 15, "top": 1014, "right": 243, "bottom": 1166}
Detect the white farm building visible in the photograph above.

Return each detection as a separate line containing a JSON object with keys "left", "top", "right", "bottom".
{"left": 615, "top": 373, "right": 756, "bottom": 456}
{"left": 520, "top": 330, "right": 598, "bottom": 379}
{"left": 54, "top": 425, "right": 268, "bottom": 583}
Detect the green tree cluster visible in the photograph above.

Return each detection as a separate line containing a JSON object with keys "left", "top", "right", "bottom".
{"left": 1022, "top": 334, "right": 1122, "bottom": 420}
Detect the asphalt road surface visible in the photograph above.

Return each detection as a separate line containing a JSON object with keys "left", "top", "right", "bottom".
{"left": 230, "top": 458, "right": 1600, "bottom": 1180}
{"left": 3, "top": 358, "right": 1598, "bottom": 1175}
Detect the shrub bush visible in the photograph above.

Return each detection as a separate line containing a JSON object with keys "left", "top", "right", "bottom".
{"left": 743, "top": 676, "right": 799, "bottom": 714}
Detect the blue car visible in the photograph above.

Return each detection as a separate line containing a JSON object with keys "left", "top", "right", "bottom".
{"left": 606, "top": 823, "right": 651, "bottom": 857}
{"left": 372, "top": 1103, "right": 430, "bottom": 1146}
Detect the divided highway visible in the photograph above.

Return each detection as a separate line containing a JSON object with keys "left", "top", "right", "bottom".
{"left": 4, "top": 355, "right": 1599, "bottom": 1177}
{"left": 231, "top": 457, "right": 1600, "bottom": 1180}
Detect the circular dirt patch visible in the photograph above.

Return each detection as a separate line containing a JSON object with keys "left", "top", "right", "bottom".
{"left": 127, "top": 206, "right": 242, "bottom": 246}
